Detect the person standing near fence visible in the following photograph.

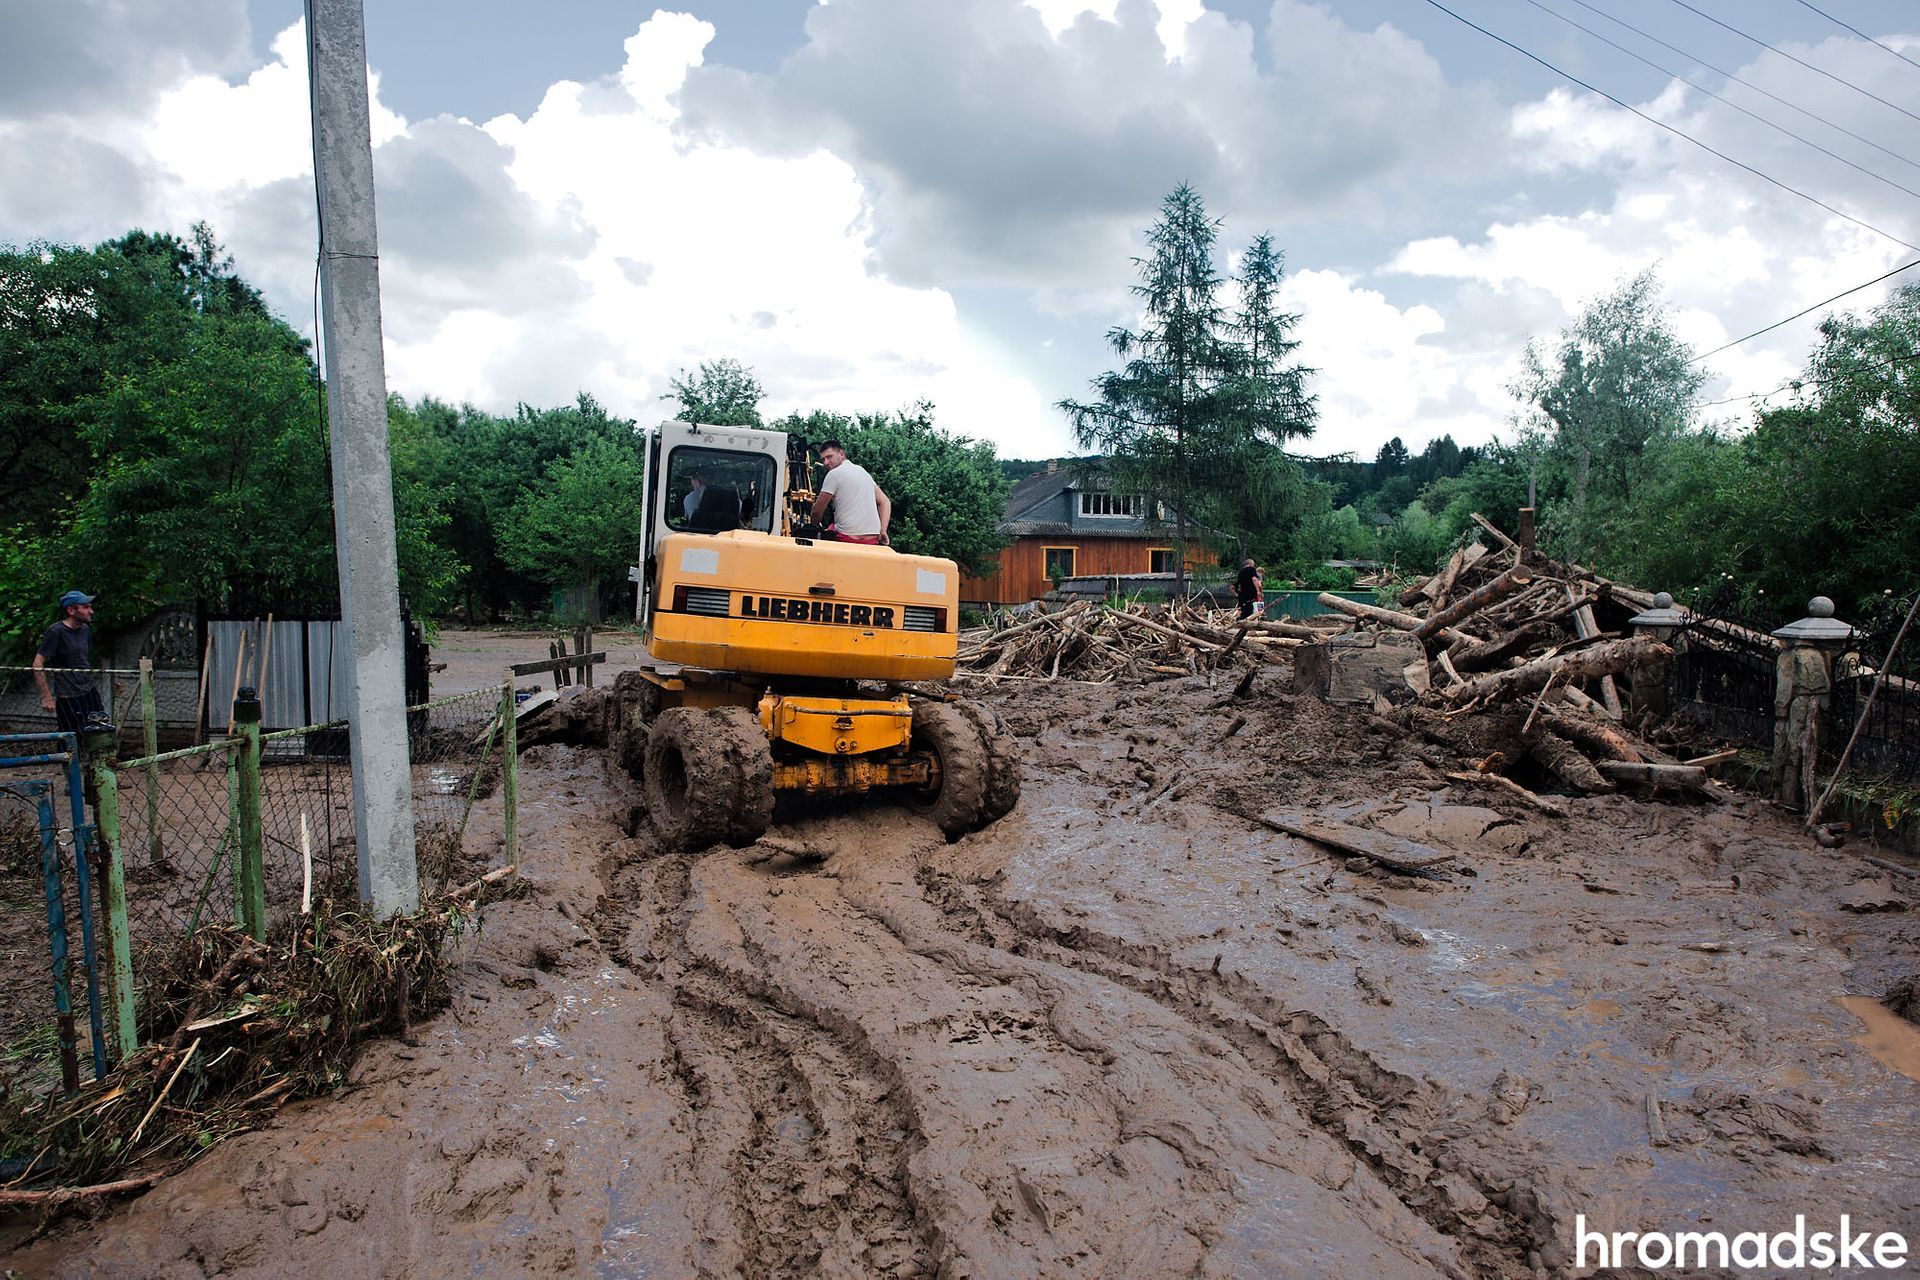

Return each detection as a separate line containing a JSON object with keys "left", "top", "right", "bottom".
{"left": 33, "top": 590, "right": 110, "bottom": 735}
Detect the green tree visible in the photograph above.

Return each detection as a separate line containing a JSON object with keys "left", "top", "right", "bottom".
{"left": 1513, "top": 270, "right": 1704, "bottom": 561}
{"left": 772, "top": 404, "right": 1009, "bottom": 575}
{"left": 498, "top": 434, "right": 648, "bottom": 604}
{"left": 665, "top": 358, "right": 764, "bottom": 426}
{"left": 1061, "top": 188, "right": 1318, "bottom": 585}
{"left": 1060, "top": 185, "right": 1234, "bottom": 589}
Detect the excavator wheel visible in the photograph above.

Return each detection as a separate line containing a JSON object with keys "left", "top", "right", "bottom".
{"left": 952, "top": 700, "right": 1021, "bottom": 822}
{"left": 710, "top": 706, "right": 775, "bottom": 847}
{"left": 643, "top": 708, "right": 738, "bottom": 851}
{"left": 910, "top": 702, "right": 989, "bottom": 838}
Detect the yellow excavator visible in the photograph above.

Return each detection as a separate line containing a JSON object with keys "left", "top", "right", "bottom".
{"left": 617, "top": 420, "right": 1019, "bottom": 849}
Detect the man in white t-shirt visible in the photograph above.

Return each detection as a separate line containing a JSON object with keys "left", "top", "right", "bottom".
{"left": 811, "top": 440, "right": 892, "bottom": 545}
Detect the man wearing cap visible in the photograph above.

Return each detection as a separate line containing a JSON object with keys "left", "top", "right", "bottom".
{"left": 33, "top": 591, "right": 107, "bottom": 736}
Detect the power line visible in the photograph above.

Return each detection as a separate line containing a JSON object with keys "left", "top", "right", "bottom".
{"left": 1700, "top": 348, "right": 1920, "bottom": 407}
{"left": 1665, "top": 0, "right": 1920, "bottom": 127}
{"left": 1522, "top": 0, "right": 1920, "bottom": 203}
{"left": 1564, "top": 0, "right": 1920, "bottom": 174}
{"left": 1792, "top": 0, "right": 1920, "bottom": 75}
{"left": 1689, "top": 257, "right": 1920, "bottom": 362}
{"left": 1421, "top": 0, "right": 1920, "bottom": 253}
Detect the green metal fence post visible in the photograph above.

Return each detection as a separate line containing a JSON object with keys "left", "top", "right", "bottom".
{"left": 233, "top": 688, "right": 267, "bottom": 941}
{"left": 502, "top": 676, "right": 518, "bottom": 872}
{"left": 87, "top": 751, "right": 140, "bottom": 1062}
{"left": 138, "top": 657, "right": 163, "bottom": 866}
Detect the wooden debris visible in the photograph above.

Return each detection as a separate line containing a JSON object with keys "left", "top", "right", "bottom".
{"left": 1257, "top": 810, "right": 1456, "bottom": 873}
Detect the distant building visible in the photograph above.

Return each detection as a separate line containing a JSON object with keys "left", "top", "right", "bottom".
{"left": 960, "top": 461, "right": 1207, "bottom": 606}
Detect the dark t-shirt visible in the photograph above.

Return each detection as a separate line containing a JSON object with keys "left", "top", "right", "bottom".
{"left": 1235, "top": 565, "right": 1260, "bottom": 603}
{"left": 36, "top": 622, "right": 94, "bottom": 697}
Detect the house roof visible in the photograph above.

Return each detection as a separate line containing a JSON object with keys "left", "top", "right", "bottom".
{"left": 1000, "top": 468, "right": 1077, "bottom": 535}
{"left": 999, "top": 460, "right": 1198, "bottom": 539}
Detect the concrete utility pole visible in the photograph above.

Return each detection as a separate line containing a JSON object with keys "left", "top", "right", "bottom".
{"left": 307, "top": 0, "right": 419, "bottom": 915}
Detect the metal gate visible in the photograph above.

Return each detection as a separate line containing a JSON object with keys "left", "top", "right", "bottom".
{"left": 1669, "top": 613, "right": 1778, "bottom": 749}
{"left": 0, "top": 733, "right": 108, "bottom": 1095}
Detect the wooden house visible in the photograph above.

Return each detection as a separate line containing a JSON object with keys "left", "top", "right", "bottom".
{"left": 959, "top": 462, "right": 1207, "bottom": 606}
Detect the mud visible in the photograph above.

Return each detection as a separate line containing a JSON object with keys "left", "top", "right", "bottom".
{"left": 6, "top": 636, "right": 1919, "bottom": 1276}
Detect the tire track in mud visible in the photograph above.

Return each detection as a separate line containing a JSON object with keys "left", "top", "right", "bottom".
{"left": 598, "top": 845, "right": 936, "bottom": 1279}
{"left": 909, "top": 858, "right": 1554, "bottom": 1280}
{"left": 597, "top": 802, "right": 1539, "bottom": 1277}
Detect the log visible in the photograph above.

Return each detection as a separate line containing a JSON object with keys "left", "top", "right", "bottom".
{"left": 1441, "top": 637, "right": 1671, "bottom": 707}
{"left": 1416, "top": 565, "right": 1533, "bottom": 640}
{"left": 1543, "top": 711, "right": 1644, "bottom": 763}
{"left": 1595, "top": 761, "right": 1707, "bottom": 787}
{"left": 1449, "top": 620, "right": 1559, "bottom": 672}
{"left": 1316, "top": 593, "right": 1424, "bottom": 632}
{"left": 1527, "top": 726, "right": 1614, "bottom": 793}
{"left": 1257, "top": 810, "right": 1456, "bottom": 872}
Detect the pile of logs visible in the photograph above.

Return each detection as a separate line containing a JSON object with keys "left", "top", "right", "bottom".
{"left": 957, "top": 599, "right": 1334, "bottom": 682}
{"left": 1317, "top": 514, "right": 1724, "bottom": 803}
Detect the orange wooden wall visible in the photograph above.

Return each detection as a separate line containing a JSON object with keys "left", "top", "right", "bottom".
{"left": 959, "top": 537, "right": 1205, "bottom": 605}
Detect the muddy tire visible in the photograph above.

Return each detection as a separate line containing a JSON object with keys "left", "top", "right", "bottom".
{"left": 911, "top": 702, "right": 989, "bottom": 838}
{"left": 952, "top": 700, "right": 1021, "bottom": 822}
{"left": 711, "top": 706, "right": 775, "bottom": 847}
{"left": 643, "top": 708, "right": 736, "bottom": 851}
{"left": 617, "top": 725, "right": 650, "bottom": 780}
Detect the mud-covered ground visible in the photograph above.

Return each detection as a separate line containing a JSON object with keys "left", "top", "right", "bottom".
{"left": 6, "top": 635, "right": 1919, "bottom": 1277}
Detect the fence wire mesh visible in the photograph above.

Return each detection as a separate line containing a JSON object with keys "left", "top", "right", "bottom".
{"left": 37, "top": 682, "right": 516, "bottom": 1075}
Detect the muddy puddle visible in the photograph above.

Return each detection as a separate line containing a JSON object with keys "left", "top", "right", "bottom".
{"left": 5, "top": 653, "right": 1918, "bottom": 1276}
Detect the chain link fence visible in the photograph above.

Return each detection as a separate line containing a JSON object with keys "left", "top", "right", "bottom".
{"left": 0, "top": 681, "right": 518, "bottom": 1098}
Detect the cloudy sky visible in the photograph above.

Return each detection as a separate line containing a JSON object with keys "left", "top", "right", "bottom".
{"left": 3, "top": 0, "right": 1917, "bottom": 461}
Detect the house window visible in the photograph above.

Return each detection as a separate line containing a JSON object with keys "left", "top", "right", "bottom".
{"left": 1043, "top": 546, "right": 1077, "bottom": 582}
{"left": 1078, "top": 492, "right": 1143, "bottom": 518}
{"left": 1148, "top": 547, "right": 1175, "bottom": 574}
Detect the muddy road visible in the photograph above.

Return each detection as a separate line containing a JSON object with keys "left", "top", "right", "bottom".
{"left": 6, "top": 649, "right": 1919, "bottom": 1277}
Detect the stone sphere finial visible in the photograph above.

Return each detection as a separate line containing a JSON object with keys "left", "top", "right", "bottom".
{"left": 1653, "top": 591, "right": 1673, "bottom": 609}
{"left": 1808, "top": 596, "right": 1834, "bottom": 618}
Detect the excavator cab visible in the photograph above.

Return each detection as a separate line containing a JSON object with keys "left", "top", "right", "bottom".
{"left": 621, "top": 421, "right": 1019, "bottom": 850}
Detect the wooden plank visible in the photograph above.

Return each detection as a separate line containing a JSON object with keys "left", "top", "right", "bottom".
{"left": 509, "top": 651, "right": 608, "bottom": 678}
{"left": 1471, "top": 512, "right": 1518, "bottom": 552}
{"left": 1257, "top": 810, "right": 1456, "bottom": 871}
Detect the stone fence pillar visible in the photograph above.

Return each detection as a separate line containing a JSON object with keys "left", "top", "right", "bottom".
{"left": 1769, "top": 597, "right": 1856, "bottom": 810}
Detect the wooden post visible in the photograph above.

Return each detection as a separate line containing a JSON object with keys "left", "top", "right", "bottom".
{"left": 1517, "top": 507, "right": 1536, "bottom": 556}
{"left": 232, "top": 690, "right": 267, "bottom": 941}
{"left": 502, "top": 676, "right": 518, "bottom": 873}
{"left": 87, "top": 758, "right": 139, "bottom": 1062}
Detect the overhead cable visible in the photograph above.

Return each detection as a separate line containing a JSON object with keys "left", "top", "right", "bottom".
{"left": 1564, "top": 0, "right": 1920, "bottom": 173}
{"left": 1523, "top": 0, "right": 1920, "bottom": 202}
{"left": 1688, "top": 257, "right": 1920, "bottom": 363}
{"left": 1791, "top": 0, "right": 1920, "bottom": 76}
{"left": 1666, "top": 0, "right": 1920, "bottom": 126}
{"left": 1421, "top": 0, "right": 1920, "bottom": 253}
{"left": 1700, "top": 349, "right": 1920, "bottom": 407}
